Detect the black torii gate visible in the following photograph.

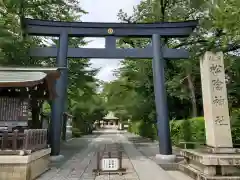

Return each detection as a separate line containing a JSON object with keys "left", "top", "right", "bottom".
{"left": 23, "top": 18, "right": 197, "bottom": 158}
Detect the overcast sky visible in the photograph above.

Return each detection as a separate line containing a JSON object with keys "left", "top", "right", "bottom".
{"left": 80, "top": 0, "right": 140, "bottom": 82}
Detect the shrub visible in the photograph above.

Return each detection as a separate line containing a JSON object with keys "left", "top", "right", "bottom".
{"left": 231, "top": 109, "right": 240, "bottom": 145}
{"left": 170, "top": 117, "right": 205, "bottom": 147}
{"left": 72, "top": 128, "right": 82, "bottom": 138}
{"left": 170, "top": 120, "right": 181, "bottom": 145}
{"left": 127, "top": 122, "right": 132, "bottom": 132}
{"left": 138, "top": 120, "right": 155, "bottom": 140}
{"left": 189, "top": 117, "right": 205, "bottom": 143}
{"left": 128, "top": 120, "right": 157, "bottom": 140}
{"left": 130, "top": 121, "right": 141, "bottom": 135}
{"left": 128, "top": 115, "right": 240, "bottom": 148}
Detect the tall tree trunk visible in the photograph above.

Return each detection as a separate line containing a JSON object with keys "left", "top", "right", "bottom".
{"left": 31, "top": 100, "right": 41, "bottom": 128}
{"left": 31, "top": 99, "right": 44, "bottom": 129}
{"left": 187, "top": 73, "right": 197, "bottom": 117}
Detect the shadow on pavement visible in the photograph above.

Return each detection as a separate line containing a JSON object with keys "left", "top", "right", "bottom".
{"left": 50, "top": 128, "right": 181, "bottom": 169}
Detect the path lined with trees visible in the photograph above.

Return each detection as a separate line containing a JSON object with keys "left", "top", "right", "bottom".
{"left": 102, "top": 0, "right": 240, "bottom": 146}
{"left": 37, "top": 129, "right": 182, "bottom": 180}
{"left": 1, "top": 0, "right": 240, "bottom": 148}
{"left": 1, "top": 1, "right": 240, "bottom": 180}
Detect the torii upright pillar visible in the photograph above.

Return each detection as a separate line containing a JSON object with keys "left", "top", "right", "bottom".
{"left": 152, "top": 34, "right": 175, "bottom": 162}
{"left": 50, "top": 32, "right": 68, "bottom": 157}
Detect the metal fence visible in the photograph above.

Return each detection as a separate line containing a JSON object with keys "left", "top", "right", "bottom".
{"left": 0, "top": 129, "right": 48, "bottom": 155}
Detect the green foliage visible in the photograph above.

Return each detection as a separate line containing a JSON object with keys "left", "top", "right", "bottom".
{"left": 70, "top": 89, "right": 106, "bottom": 134}
{"left": 102, "top": 0, "right": 240, "bottom": 147}
{"left": 0, "top": 0, "right": 106, "bottom": 133}
{"left": 72, "top": 128, "right": 82, "bottom": 138}
{"left": 173, "top": 116, "right": 240, "bottom": 148}
{"left": 2, "top": 0, "right": 240, "bottom": 139}
{"left": 128, "top": 114, "right": 240, "bottom": 148}
{"left": 170, "top": 117, "right": 205, "bottom": 147}
{"left": 231, "top": 109, "right": 240, "bottom": 145}
{"left": 128, "top": 120, "right": 157, "bottom": 140}
{"left": 129, "top": 117, "right": 205, "bottom": 146}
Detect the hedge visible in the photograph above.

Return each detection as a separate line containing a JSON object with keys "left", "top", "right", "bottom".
{"left": 128, "top": 120, "right": 157, "bottom": 140}
{"left": 72, "top": 128, "right": 82, "bottom": 137}
{"left": 170, "top": 117, "right": 205, "bottom": 147}
{"left": 72, "top": 118, "right": 94, "bottom": 136}
{"left": 128, "top": 116, "right": 240, "bottom": 148}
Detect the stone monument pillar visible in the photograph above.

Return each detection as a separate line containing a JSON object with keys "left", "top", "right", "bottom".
{"left": 179, "top": 51, "right": 240, "bottom": 180}
{"left": 200, "top": 51, "right": 232, "bottom": 149}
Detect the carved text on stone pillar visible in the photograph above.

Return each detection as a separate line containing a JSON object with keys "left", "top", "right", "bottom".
{"left": 214, "top": 115, "right": 228, "bottom": 126}
{"left": 200, "top": 51, "right": 233, "bottom": 147}
{"left": 210, "top": 64, "right": 223, "bottom": 76}
{"left": 212, "top": 78, "right": 224, "bottom": 91}
{"left": 212, "top": 96, "right": 225, "bottom": 106}
{"left": 208, "top": 53, "right": 229, "bottom": 126}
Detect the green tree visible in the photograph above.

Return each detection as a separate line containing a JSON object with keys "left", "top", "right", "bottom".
{"left": 0, "top": 0, "right": 105, "bottom": 133}
{"left": 102, "top": 0, "right": 240, "bottom": 139}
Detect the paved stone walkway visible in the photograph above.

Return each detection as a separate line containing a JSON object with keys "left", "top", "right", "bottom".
{"left": 37, "top": 129, "right": 139, "bottom": 180}
{"left": 37, "top": 128, "right": 190, "bottom": 180}
{"left": 123, "top": 131, "right": 181, "bottom": 161}
{"left": 123, "top": 131, "right": 194, "bottom": 180}
{"left": 37, "top": 133, "right": 98, "bottom": 180}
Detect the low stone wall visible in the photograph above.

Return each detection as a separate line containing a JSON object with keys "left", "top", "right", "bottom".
{"left": 0, "top": 148, "right": 51, "bottom": 180}
{"left": 180, "top": 148, "right": 240, "bottom": 180}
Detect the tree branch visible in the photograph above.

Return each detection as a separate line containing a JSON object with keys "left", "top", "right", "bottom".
{"left": 122, "top": 16, "right": 135, "bottom": 23}
{"left": 160, "top": 0, "right": 168, "bottom": 21}
{"left": 173, "top": 39, "right": 208, "bottom": 48}
{"left": 222, "top": 43, "right": 240, "bottom": 53}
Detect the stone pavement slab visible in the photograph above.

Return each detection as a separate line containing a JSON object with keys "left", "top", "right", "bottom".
{"left": 121, "top": 131, "right": 194, "bottom": 180}
{"left": 37, "top": 129, "right": 192, "bottom": 180}
{"left": 123, "top": 131, "right": 181, "bottom": 159}
{"left": 118, "top": 132, "right": 175, "bottom": 180}
{"left": 37, "top": 133, "right": 99, "bottom": 180}
{"left": 37, "top": 129, "right": 140, "bottom": 180}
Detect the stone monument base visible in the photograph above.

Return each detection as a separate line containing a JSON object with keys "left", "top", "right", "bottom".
{"left": 179, "top": 148, "right": 240, "bottom": 180}
{"left": 0, "top": 148, "right": 51, "bottom": 180}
